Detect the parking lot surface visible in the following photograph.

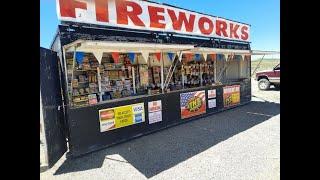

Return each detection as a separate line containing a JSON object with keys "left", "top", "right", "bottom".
{"left": 41, "top": 79, "right": 280, "bottom": 180}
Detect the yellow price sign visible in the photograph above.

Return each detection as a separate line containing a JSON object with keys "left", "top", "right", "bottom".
{"left": 231, "top": 92, "right": 240, "bottom": 104}
{"left": 223, "top": 85, "right": 241, "bottom": 107}
{"left": 114, "top": 105, "right": 133, "bottom": 128}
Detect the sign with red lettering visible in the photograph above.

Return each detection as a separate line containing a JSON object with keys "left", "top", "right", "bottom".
{"left": 208, "top": 89, "right": 216, "bottom": 99}
{"left": 148, "top": 100, "right": 162, "bottom": 124}
{"left": 56, "top": 0, "right": 250, "bottom": 42}
{"left": 223, "top": 85, "right": 240, "bottom": 107}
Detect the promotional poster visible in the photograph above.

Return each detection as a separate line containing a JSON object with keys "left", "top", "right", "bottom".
{"left": 223, "top": 85, "right": 240, "bottom": 107}
{"left": 180, "top": 90, "right": 206, "bottom": 119}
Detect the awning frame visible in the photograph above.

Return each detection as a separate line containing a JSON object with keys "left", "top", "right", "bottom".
{"left": 64, "top": 40, "right": 195, "bottom": 53}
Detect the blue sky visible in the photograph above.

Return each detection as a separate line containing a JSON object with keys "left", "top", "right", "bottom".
{"left": 40, "top": 0, "right": 279, "bottom": 54}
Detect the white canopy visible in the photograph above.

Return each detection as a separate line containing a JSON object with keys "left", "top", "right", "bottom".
{"left": 63, "top": 40, "right": 279, "bottom": 63}
{"left": 190, "top": 47, "right": 251, "bottom": 55}
{"left": 64, "top": 40, "right": 194, "bottom": 64}
{"left": 64, "top": 40, "right": 194, "bottom": 53}
{"left": 64, "top": 40, "right": 279, "bottom": 55}
{"left": 250, "top": 50, "right": 280, "bottom": 55}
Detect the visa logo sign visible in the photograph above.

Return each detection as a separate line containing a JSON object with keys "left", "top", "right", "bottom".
{"left": 133, "top": 105, "right": 144, "bottom": 113}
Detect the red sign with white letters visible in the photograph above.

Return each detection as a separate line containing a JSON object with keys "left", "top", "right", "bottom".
{"left": 57, "top": 0, "right": 250, "bottom": 42}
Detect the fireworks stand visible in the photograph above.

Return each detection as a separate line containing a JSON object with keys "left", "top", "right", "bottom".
{"left": 40, "top": 0, "right": 277, "bottom": 168}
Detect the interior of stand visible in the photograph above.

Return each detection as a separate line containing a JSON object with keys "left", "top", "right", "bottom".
{"left": 63, "top": 41, "right": 252, "bottom": 108}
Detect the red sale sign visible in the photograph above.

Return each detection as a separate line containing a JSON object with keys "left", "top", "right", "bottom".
{"left": 56, "top": 0, "right": 250, "bottom": 42}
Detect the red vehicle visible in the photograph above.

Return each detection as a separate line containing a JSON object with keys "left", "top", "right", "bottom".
{"left": 255, "top": 63, "right": 280, "bottom": 90}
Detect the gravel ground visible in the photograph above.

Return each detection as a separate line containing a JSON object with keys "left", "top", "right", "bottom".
{"left": 41, "top": 79, "right": 280, "bottom": 180}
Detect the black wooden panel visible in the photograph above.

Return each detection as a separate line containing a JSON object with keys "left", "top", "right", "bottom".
{"left": 66, "top": 83, "right": 251, "bottom": 157}
{"left": 40, "top": 47, "right": 67, "bottom": 167}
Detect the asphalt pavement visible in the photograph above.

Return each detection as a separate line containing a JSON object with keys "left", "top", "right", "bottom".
{"left": 41, "top": 79, "right": 280, "bottom": 180}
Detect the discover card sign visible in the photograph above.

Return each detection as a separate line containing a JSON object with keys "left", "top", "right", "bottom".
{"left": 56, "top": 0, "right": 250, "bottom": 42}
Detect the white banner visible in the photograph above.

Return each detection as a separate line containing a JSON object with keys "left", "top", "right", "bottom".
{"left": 56, "top": 0, "right": 250, "bottom": 42}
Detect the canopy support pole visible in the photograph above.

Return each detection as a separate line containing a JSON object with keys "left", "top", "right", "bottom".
{"left": 132, "top": 66, "right": 136, "bottom": 94}
{"left": 164, "top": 51, "right": 182, "bottom": 90}
{"left": 161, "top": 52, "right": 164, "bottom": 93}
{"left": 62, "top": 46, "right": 69, "bottom": 101}
{"left": 251, "top": 54, "right": 266, "bottom": 77}
{"left": 70, "top": 46, "right": 77, "bottom": 106}
{"left": 97, "top": 67, "right": 102, "bottom": 102}
{"left": 200, "top": 61, "right": 203, "bottom": 87}
{"left": 164, "top": 53, "right": 174, "bottom": 89}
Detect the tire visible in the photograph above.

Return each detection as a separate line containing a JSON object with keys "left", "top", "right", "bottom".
{"left": 258, "top": 79, "right": 270, "bottom": 90}
{"left": 274, "top": 84, "right": 280, "bottom": 89}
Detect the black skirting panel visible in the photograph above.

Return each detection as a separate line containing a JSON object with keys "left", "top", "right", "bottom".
{"left": 66, "top": 81, "right": 251, "bottom": 157}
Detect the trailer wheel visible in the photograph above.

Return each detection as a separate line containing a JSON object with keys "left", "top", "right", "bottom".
{"left": 258, "top": 79, "right": 270, "bottom": 90}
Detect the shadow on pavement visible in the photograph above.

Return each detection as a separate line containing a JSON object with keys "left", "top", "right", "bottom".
{"left": 265, "top": 87, "right": 280, "bottom": 91}
{"left": 54, "top": 100, "right": 280, "bottom": 178}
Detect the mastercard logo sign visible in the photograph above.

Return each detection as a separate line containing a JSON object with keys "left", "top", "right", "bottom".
{"left": 100, "top": 110, "right": 115, "bottom": 121}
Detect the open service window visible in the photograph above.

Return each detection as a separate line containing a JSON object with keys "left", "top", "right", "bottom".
{"left": 63, "top": 40, "right": 194, "bottom": 108}
{"left": 215, "top": 54, "right": 251, "bottom": 84}
{"left": 65, "top": 51, "right": 153, "bottom": 107}
{"left": 180, "top": 53, "right": 216, "bottom": 89}
{"left": 63, "top": 40, "right": 253, "bottom": 108}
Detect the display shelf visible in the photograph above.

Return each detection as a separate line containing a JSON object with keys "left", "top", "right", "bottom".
{"left": 73, "top": 92, "right": 99, "bottom": 96}
{"left": 104, "top": 68, "right": 128, "bottom": 71}
{"left": 105, "top": 77, "right": 132, "bottom": 81}
{"left": 74, "top": 69, "right": 98, "bottom": 72}
{"left": 73, "top": 99, "right": 89, "bottom": 103}
{"left": 101, "top": 90, "right": 113, "bottom": 92}
{"left": 73, "top": 84, "right": 98, "bottom": 88}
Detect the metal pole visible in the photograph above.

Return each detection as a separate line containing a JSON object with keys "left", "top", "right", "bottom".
{"left": 62, "top": 46, "right": 70, "bottom": 105}
{"left": 164, "top": 53, "right": 173, "bottom": 86}
{"left": 70, "top": 46, "right": 77, "bottom": 106}
{"left": 161, "top": 52, "right": 164, "bottom": 93}
{"left": 200, "top": 61, "right": 203, "bottom": 86}
{"left": 97, "top": 66, "right": 102, "bottom": 102}
{"left": 62, "top": 46, "right": 68, "bottom": 87}
{"left": 165, "top": 51, "right": 182, "bottom": 90}
{"left": 182, "top": 65, "right": 185, "bottom": 89}
{"left": 214, "top": 57, "right": 217, "bottom": 84}
{"left": 132, "top": 66, "right": 136, "bottom": 94}
{"left": 251, "top": 54, "right": 266, "bottom": 77}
